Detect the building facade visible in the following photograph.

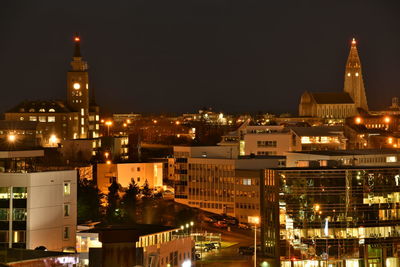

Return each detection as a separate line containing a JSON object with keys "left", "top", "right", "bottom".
{"left": 260, "top": 166, "right": 400, "bottom": 266}
{"left": 0, "top": 149, "right": 77, "bottom": 251}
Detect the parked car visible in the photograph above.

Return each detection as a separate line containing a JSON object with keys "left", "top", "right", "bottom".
{"left": 238, "top": 223, "right": 250, "bottom": 230}
{"left": 238, "top": 246, "right": 254, "bottom": 255}
{"left": 213, "top": 220, "right": 228, "bottom": 228}
{"left": 223, "top": 216, "right": 238, "bottom": 225}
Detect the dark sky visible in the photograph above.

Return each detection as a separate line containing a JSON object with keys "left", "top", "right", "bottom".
{"left": 1, "top": 0, "right": 400, "bottom": 114}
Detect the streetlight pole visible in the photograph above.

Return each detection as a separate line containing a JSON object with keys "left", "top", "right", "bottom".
{"left": 254, "top": 216, "right": 260, "bottom": 267}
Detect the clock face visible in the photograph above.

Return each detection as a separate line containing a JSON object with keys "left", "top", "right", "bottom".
{"left": 73, "top": 82, "right": 81, "bottom": 90}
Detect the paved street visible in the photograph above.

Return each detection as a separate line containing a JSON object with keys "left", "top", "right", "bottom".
{"left": 194, "top": 222, "right": 257, "bottom": 267}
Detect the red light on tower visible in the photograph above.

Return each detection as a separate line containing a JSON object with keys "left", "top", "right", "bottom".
{"left": 74, "top": 36, "right": 80, "bottom": 42}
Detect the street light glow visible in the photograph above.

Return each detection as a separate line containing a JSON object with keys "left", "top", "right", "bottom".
{"left": 7, "top": 134, "right": 16, "bottom": 143}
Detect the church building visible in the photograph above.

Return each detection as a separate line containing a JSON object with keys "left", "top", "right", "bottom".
{"left": 5, "top": 36, "right": 100, "bottom": 146}
{"left": 299, "top": 38, "right": 368, "bottom": 119}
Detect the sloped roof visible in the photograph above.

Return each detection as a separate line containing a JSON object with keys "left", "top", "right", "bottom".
{"left": 6, "top": 100, "right": 72, "bottom": 113}
{"left": 311, "top": 92, "right": 354, "bottom": 104}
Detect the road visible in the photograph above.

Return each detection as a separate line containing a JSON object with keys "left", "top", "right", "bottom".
{"left": 194, "top": 222, "right": 257, "bottom": 267}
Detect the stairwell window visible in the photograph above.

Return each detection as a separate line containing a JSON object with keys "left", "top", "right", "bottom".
{"left": 63, "top": 182, "right": 71, "bottom": 196}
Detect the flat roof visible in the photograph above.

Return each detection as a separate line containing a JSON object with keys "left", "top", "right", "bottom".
{"left": 270, "top": 165, "right": 400, "bottom": 171}
{"left": 80, "top": 224, "right": 178, "bottom": 236}
{"left": 288, "top": 149, "right": 400, "bottom": 156}
{"left": 0, "top": 248, "right": 75, "bottom": 263}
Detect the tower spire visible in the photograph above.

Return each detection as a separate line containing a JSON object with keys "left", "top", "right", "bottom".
{"left": 73, "top": 34, "right": 81, "bottom": 58}
{"left": 70, "top": 34, "right": 88, "bottom": 71}
{"left": 344, "top": 37, "right": 368, "bottom": 111}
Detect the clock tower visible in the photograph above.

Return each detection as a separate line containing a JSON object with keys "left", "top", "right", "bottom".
{"left": 67, "top": 35, "right": 90, "bottom": 138}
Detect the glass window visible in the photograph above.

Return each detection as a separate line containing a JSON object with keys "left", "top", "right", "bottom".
{"left": 13, "top": 231, "right": 25, "bottom": 243}
{"left": 49, "top": 108, "right": 55, "bottom": 112}
{"left": 64, "top": 204, "right": 70, "bottom": 217}
{"left": 0, "top": 188, "right": 10, "bottom": 199}
{"left": 29, "top": 116, "right": 37, "bottom": 122}
{"left": 64, "top": 182, "right": 71, "bottom": 196}
{"left": 0, "top": 209, "right": 9, "bottom": 221}
{"left": 0, "top": 231, "right": 8, "bottom": 242}
{"left": 39, "top": 116, "right": 46, "bottom": 122}
{"left": 63, "top": 226, "right": 70, "bottom": 240}
{"left": 19, "top": 117, "right": 24, "bottom": 121}
{"left": 13, "top": 187, "right": 27, "bottom": 199}
{"left": 48, "top": 116, "right": 56, "bottom": 122}
{"left": 13, "top": 208, "right": 26, "bottom": 221}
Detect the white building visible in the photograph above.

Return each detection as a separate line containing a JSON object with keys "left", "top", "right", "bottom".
{"left": 286, "top": 149, "right": 400, "bottom": 168}
{"left": 0, "top": 149, "right": 77, "bottom": 251}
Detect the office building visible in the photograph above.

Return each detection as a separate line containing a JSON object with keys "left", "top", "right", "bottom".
{"left": 260, "top": 166, "right": 400, "bottom": 266}
{"left": 0, "top": 149, "right": 77, "bottom": 251}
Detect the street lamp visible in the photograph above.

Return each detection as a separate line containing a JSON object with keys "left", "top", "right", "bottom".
{"left": 7, "top": 134, "right": 16, "bottom": 143}
{"left": 253, "top": 216, "right": 260, "bottom": 267}
{"left": 105, "top": 121, "right": 113, "bottom": 136}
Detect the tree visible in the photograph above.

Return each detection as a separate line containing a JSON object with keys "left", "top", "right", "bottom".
{"left": 106, "top": 178, "right": 122, "bottom": 223}
{"left": 142, "top": 179, "right": 152, "bottom": 198}
{"left": 77, "top": 178, "right": 102, "bottom": 223}
{"left": 121, "top": 179, "right": 139, "bottom": 223}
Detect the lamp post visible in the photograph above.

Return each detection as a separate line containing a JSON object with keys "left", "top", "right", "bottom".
{"left": 105, "top": 121, "right": 113, "bottom": 136}
{"left": 253, "top": 216, "right": 260, "bottom": 267}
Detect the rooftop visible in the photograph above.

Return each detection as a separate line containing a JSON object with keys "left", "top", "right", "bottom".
{"left": 310, "top": 92, "right": 354, "bottom": 104}
{"left": 79, "top": 224, "right": 178, "bottom": 236}
{"left": 289, "top": 126, "right": 344, "bottom": 136}
{"left": 7, "top": 100, "right": 73, "bottom": 113}
{"left": 288, "top": 149, "right": 400, "bottom": 157}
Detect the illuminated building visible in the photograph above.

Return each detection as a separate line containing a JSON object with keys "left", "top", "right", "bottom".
{"left": 299, "top": 38, "right": 368, "bottom": 119}
{"left": 4, "top": 35, "right": 100, "bottom": 145}
{"left": 260, "top": 166, "right": 400, "bottom": 266}
{"left": 0, "top": 149, "right": 76, "bottom": 251}
{"left": 285, "top": 149, "right": 400, "bottom": 168}
{"left": 96, "top": 162, "right": 164, "bottom": 194}
{"left": 172, "top": 146, "right": 284, "bottom": 222}
{"left": 77, "top": 224, "right": 194, "bottom": 267}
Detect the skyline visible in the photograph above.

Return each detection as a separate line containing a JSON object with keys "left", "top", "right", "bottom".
{"left": 1, "top": 1, "right": 400, "bottom": 114}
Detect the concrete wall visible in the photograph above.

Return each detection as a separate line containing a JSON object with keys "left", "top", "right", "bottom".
{"left": 0, "top": 170, "right": 77, "bottom": 251}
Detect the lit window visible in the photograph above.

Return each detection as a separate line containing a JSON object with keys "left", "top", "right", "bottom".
{"left": 81, "top": 118, "right": 84, "bottom": 125}
{"left": 301, "top": 137, "right": 311, "bottom": 144}
{"left": 29, "top": 109, "right": 35, "bottom": 112}
{"left": 355, "top": 72, "right": 359, "bottom": 76}
{"left": 63, "top": 182, "right": 71, "bottom": 196}
{"left": 95, "top": 115, "right": 99, "bottom": 121}
{"left": 95, "top": 124, "right": 99, "bottom": 130}
{"left": 38, "top": 116, "right": 46, "bottom": 122}
{"left": 19, "top": 117, "right": 24, "bottom": 121}
{"left": 81, "top": 127, "right": 84, "bottom": 134}
{"left": 89, "top": 116, "right": 94, "bottom": 121}
{"left": 347, "top": 73, "right": 351, "bottom": 77}
{"left": 49, "top": 108, "right": 55, "bottom": 112}
{"left": 13, "top": 208, "right": 26, "bottom": 221}
{"left": 386, "top": 156, "right": 397, "bottom": 163}
{"left": 29, "top": 116, "right": 37, "bottom": 122}
{"left": 48, "top": 116, "right": 55, "bottom": 122}
{"left": 73, "top": 83, "right": 80, "bottom": 90}
{"left": 13, "top": 187, "right": 27, "bottom": 199}
{"left": 39, "top": 108, "right": 45, "bottom": 112}
{"left": 81, "top": 108, "right": 84, "bottom": 116}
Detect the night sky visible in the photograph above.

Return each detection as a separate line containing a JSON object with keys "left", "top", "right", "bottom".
{"left": 1, "top": 0, "right": 400, "bottom": 114}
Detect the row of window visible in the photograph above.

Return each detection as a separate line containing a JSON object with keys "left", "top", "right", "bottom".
{"left": 235, "top": 202, "right": 260, "bottom": 210}
{"left": 257, "top": 140, "right": 277, "bottom": 147}
{"left": 26, "top": 116, "right": 56, "bottom": 122}
{"left": 22, "top": 108, "right": 56, "bottom": 113}
{"left": 0, "top": 187, "right": 27, "bottom": 199}
{"left": 0, "top": 231, "right": 25, "bottom": 243}
{"left": 257, "top": 151, "right": 277, "bottom": 156}
{"left": 0, "top": 208, "right": 27, "bottom": 221}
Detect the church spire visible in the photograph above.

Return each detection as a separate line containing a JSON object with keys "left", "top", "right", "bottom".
{"left": 344, "top": 37, "right": 368, "bottom": 111}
